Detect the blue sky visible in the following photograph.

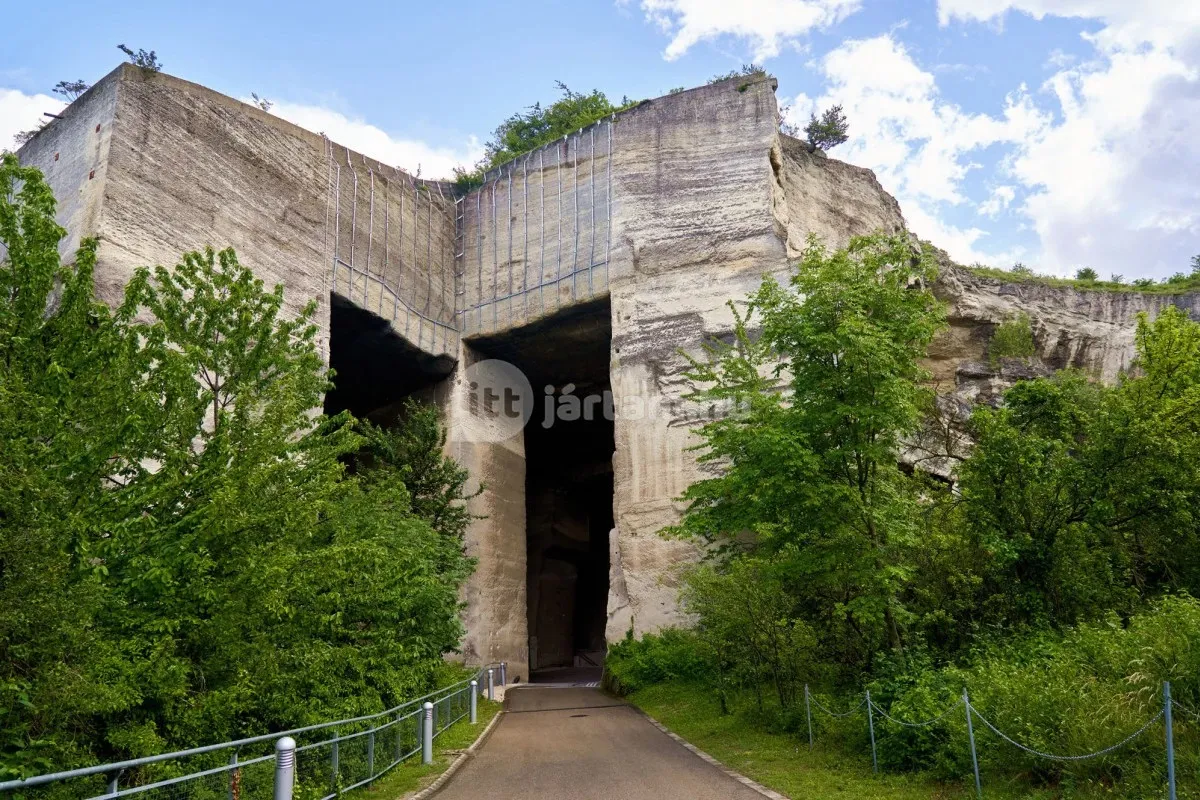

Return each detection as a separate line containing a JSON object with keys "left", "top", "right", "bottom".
{"left": 3, "top": 0, "right": 1199, "bottom": 279}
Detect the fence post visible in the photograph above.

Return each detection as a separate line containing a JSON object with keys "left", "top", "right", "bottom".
{"left": 367, "top": 728, "right": 375, "bottom": 779}
{"left": 866, "top": 690, "right": 878, "bottom": 773}
{"left": 964, "top": 689, "right": 982, "bottom": 800}
{"left": 1165, "top": 682, "right": 1177, "bottom": 800}
{"left": 500, "top": 662, "right": 507, "bottom": 686}
{"left": 488, "top": 668, "right": 495, "bottom": 701}
{"left": 395, "top": 712, "right": 402, "bottom": 762}
{"left": 274, "top": 737, "right": 296, "bottom": 800}
{"left": 422, "top": 702, "right": 434, "bottom": 765}
{"left": 106, "top": 770, "right": 124, "bottom": 798}
{"left": 470, "top": 680, "right": 479, "bottom": 724}
{"left": 330, "top": 733, "right": 339, "bottom": 797}
{"left": 228, "top": 751, "right": 239, "bottom": 800}
{"left": 804, "top": 684, "right": 814, "bottom": 751}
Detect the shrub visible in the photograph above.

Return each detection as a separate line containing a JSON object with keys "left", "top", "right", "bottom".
{"left": 605, "top": 628, "right": 710, "bottom": 695}
{"left": 988, "top": 312, "right": 1036, "bottom": 365}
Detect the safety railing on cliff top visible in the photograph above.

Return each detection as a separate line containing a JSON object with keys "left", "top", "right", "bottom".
{"left": 0, "top": 663, "right": 508, "bottom": 800}
{"left": 804, "top": 680, "right": 1183, "bottom": 799}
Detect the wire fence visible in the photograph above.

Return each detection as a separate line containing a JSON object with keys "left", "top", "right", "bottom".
{"left": 0, "top": 664, "right": 507, "bottom": 800}
{"left": 803, "top": 681, "right": 1185, "bottom": 799}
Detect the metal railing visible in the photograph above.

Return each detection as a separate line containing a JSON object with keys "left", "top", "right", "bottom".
{"left": 802, "top": 680, "right": 1181, "bottom": 799}
{"left": 0, "top": 663, "right": 508, "bottom": 800}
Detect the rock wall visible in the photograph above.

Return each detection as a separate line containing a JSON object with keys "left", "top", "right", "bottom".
{"left": 459, "top": 119, "right": 614, "bottom": 338}
{"left": 931, "top": 264, "right": 1200, "bottom": 384}
{"left": 603, "top": 77, "right": 910, "bottom": 638}
{"left": 20, "top": 62, "right": 1200, "bottom": 673}
{"left": 16, "top": 64, "right": 457, "bottom": 362}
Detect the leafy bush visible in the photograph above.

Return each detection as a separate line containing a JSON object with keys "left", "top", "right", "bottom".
{"left": 605, "top": 628, "right": 710, "bottom": 695}
{"left": 453, "top": 82, "right": 637, "bottom": 190}
{"left": 874, "top": 596, "right": 1200, "bottom": 792}
{"left": 0, "top": 155, "right": 473, "bottom": 778}
{"left": 988, "top": 312, "right": 1036, "bottom": 365}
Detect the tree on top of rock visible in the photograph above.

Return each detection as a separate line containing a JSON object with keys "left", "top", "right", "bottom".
{"left": 805, "top": 104, "right": 849, "bottom": 152}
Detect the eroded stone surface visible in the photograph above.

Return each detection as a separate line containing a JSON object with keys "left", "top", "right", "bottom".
{"left": 21, "top": 64, "right": 1200, "bottom": 672}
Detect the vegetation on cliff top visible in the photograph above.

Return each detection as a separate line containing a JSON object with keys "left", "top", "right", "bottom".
{"left": 452, "top": 81, "right": 638, "bottom": 191}
{"left": 0, "top": 154, "right": 475, "bottom": 780}
{"left": 967, "top": 259, "right": 1200, "bottom": 294}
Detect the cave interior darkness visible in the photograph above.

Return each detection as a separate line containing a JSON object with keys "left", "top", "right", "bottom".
{"left": 470, "top": 299, "right": 614, "bottom": 675}
{"left": 326, "top": 292, "right": 615, "bottom": 676}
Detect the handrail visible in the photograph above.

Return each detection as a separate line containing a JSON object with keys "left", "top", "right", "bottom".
{"left": 0, "top": 663, "right": 503, "bottom": 792}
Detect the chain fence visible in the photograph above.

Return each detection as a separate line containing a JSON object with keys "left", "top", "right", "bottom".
{"left": 0, "top": 664, "right": 507, "bottom": 800}
{"left": 803, "top": 680, "right": 1185, "bottom": 799}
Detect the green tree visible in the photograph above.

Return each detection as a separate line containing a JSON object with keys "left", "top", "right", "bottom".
{"left": 988, "top": 312, "right": 1036, "bottom": 365}
{"left": 1075, "top": 267, "right": 1098, "bottom": 281}
{"left": 669, "top": 234, "right": 946, "bottom": 666}
{"left": 455, "top": 82, "right": 635, "bottom": 189}
{"left": 357, "top": 400, "right": 482, "bottom": 567}
{"left": 0, "top": 154, "right": 473, "bottom": 774}
{"left": 52, "top": 80, "right": 90, "bottom": 101}
{"left": 805, "top": 104, "right": 849, "bottom": 151}
{"left": 117, "top": 44, "right": 162, "bottom": 72}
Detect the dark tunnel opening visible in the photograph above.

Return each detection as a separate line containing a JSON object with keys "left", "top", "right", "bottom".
{"left": 468, "top": 298, "right": 614, "bottom": 677}
{"left": 323, "top": 292, "right": 455, "bottom": 419}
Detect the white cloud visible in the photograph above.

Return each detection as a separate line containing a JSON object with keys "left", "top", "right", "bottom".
{"left": 624, "top": 0, "right": 862, "bottom": 61}
{"left": 784, "top": 34, "right": 1048, "bottom": 264}
{"left": 935, "top": 0, "right": 1200, "bottom": 277}
{"left": 0, "top": 88, "right": 65, "bottom": 151}
{"left": 979, "top": 185, "right": 1016, "bottom": 217}
{"left": 264, "top": 100, "right": 484, "bottom": 181}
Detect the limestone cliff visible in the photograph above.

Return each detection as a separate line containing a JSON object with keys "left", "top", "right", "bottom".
{"left": 931, "top": 262, "right": 1200, "bottom": 385}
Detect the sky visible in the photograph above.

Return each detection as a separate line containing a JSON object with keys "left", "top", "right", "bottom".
{"left": 2, "top": 0, "right": 1198, "bottom": 280}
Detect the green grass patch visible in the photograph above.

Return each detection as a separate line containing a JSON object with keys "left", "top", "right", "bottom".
{"left": 343, "top": 698, "right": 502, "bottom": 800}
{"left": 965, "top": 265, "right": 1200, "bottom": 295}
{"left": 627, "top": 681, "right": 1065, "bottom": 800}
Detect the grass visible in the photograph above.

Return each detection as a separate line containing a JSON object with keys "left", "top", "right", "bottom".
{"left": 964, "top": 264, "right": 1200, "bottom": 295}
{"left": 627, "top": 681, "right": 1066, "bottom": 800}
{"left": 342, "top": 697, "right": 502, "bottom": 800}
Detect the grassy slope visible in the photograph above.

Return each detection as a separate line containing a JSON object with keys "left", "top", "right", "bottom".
{"left": 344, "top": 698, "right": 502, "bottom": 800}
{"left": 629, "top": 681, "right": 1058, "bottom": 800}
{"left": 964, "top": 265, "right": 1200, "bottom": 295}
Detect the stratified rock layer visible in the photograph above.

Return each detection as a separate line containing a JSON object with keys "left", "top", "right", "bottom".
{"left": 19, "top": 65, "right": 1200, "bottom": 678}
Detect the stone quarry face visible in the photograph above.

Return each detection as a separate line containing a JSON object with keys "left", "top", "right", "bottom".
{"left": 19, "top": 64, "right": 1200, "bottom": 682}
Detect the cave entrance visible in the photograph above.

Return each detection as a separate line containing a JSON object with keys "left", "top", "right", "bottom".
{"left": 468, "top": 299, "right": 614, "bottom": 681}
{"left": 323, "top": 293, "right": 455, "bottom": 419}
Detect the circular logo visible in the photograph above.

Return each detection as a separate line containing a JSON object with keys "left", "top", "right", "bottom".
{"left": 459, "top": 359, "right": 533, "bottom": 443}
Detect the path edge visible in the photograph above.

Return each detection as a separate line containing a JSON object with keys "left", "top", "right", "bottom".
{"left": 403, "top": 706, "right": 506, "bottom": 800}
{"left": 629, "top": 703, "right": 792, "bottom": 800}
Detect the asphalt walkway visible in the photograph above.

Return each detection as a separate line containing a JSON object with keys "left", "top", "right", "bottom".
{"left": 431, "top": 686, "right": 766, "bottom": 800}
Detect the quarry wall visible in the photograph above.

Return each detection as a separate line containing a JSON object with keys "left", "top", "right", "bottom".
{"left": 15, "top": 64, "right": 458, "bottom": 362}
{"left": 18, "top": 64, "right": 1200, "bottom": 681}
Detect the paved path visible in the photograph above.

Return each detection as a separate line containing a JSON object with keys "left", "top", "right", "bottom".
{"left": 432, "top": 686, "right": 766, "bottom": 800}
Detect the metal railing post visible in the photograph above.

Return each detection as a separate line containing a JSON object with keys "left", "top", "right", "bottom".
{"left": 488, "top": 668, "right": 495, "bottom": 701}
{"left": 228, "top": 751, "right": 239, "bottom": 800}
{"left": 105, "top": 770, "right": 123, "bottom": 798}
{"left": 395, "top": 712, "right": 402, "bottom": 762}
{"left": 804, "top": 685, "right": 814, "bottom": 751}
{"left": 500, "top": 662, "right": 507, "bottom": 686}
{"left": 866, "top": 690, "right": 878, "bottom": 773}
{"left": 1165, "top": 682, "right": 1177, "bottom": 800}
{"left": 964, "top": 689, "right": 982, "bottom": 800}
{"left": 422, "top": 702, "right": 434, "bottom": 765}
{"left": 367, "top": 728, "right": 375, "bottom": 779}
{"left": 470, "top": 681, "right": 479, "bottom": 724}
{"left": 330, "top": 732, "right": 339, "bottom": 797}
{"left": 273, "top": 737, "right": 296, "bottom": 800}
